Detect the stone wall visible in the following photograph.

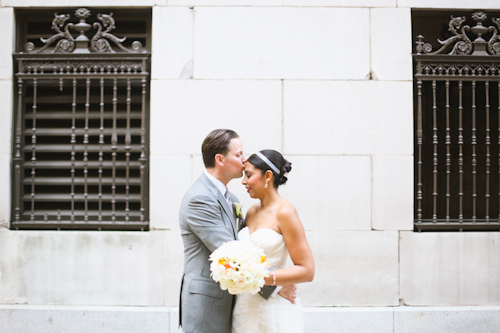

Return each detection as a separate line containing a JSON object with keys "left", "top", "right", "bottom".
{"left": 0, "top": 0, "right": 499, "bottom": 331}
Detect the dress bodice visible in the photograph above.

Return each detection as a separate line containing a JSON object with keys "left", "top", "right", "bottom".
{"left": 238, "top": 227, "right": 291, "bottom": 270}
{"left": 233, "top": 227, "right": 303, "bottom": 333}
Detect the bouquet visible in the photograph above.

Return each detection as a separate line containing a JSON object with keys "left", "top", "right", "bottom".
{"left": 209, "top": 240, "right": 270, "bottom": 295}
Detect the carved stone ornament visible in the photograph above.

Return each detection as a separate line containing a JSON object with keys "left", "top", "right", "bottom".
{"left": 24, "top": 8, "right": 143, "bottom": 54}
{"left": 415, "top": 11, "right": 500, "bottom": 56}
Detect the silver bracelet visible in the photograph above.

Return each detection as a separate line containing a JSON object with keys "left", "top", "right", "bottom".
{"left": 270, "top": 272, "right": 276, "bottom": 286}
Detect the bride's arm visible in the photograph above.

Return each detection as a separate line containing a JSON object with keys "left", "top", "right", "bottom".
{"left": 263, "top": 202, "right": 315, "bottom": 286}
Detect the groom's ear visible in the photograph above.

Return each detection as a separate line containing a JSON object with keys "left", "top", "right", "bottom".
{"left": 215, "top": 153, "right": 225, "bottom": 166}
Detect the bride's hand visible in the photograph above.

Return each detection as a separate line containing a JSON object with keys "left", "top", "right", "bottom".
{"left": 278, "top": 284, "right": 297, "bottom": 304}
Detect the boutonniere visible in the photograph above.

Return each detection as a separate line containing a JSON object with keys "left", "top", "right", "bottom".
{"left": 233, "top": 203, "right": 243, "bottom": 219}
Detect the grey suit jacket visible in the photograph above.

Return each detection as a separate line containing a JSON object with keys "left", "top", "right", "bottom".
{"left": 179, "top": 173, "right": 239, "bottom": 333}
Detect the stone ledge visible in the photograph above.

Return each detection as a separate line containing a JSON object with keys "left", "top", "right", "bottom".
{"left": 1, "top": 305, "right": 499, "bottom": 333}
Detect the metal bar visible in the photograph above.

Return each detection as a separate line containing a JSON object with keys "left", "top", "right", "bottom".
{"left": 24, "top": 144, "right": 141, "bottom": 153}
{"left": 27, "top": 128, "right": 142, "bottom": 136}
{"left": 415, "top": 75, "right": 500, "bottom": 82}
{"left": 30, "top": 78, "right": 37, "bottom": 222}
{"left": 485, "top": 81, "right": 490, "bottom": 221}
{"left": 98, "top": 78, "right": 104, "bottom": 221}
{"left": 111, "top": 78, "right": 118, "bottom": 222}
{"left": 458, "top": 80, "right": 464, "bottom": 223}
{"left": 83, "top": 77, "right": 90, "bottom": 221}
{"left": 432, "top": 80, "right": 438, "bottom": 222}
{"left": 416, "top": 79, "right": 423, "bottom": 225}
{"left": 472, "top": 81, "right": 477, "bottom": 222}
{"left": 24, "top": 193, "right": 141, "bottom": 201}
{"left": 70, "top": 78, "right": 77, "bottom": 222}
{"left": 139, "top": 77, "right": 147, "bottom": 223}
{"left": 17, "top": 73, "right": 148, "bottom": 80}
{"left": 24, "top": 177, "right": 141, "bottom": 185}
{"left": 445, "top": 80, "right": 451, "bottom": 222}
{"left": 125, "top": 78, "right": 132, "bottom": 222}
{"left": 24, "top": 111, "right": 142, "bottom": 120}
{"left": 25, "top": 161, "right": 141, "bottom": 169}
{"left": 13, "top": 77, "right": 23, "bottom": 223}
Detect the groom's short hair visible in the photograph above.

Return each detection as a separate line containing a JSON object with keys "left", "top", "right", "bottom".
{"left": 202, "top": 129, "right": 239, "bottom": 168}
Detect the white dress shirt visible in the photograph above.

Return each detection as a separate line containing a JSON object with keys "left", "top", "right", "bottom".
{"left": 204, "top": 170, "right": 232, "bottom": 208}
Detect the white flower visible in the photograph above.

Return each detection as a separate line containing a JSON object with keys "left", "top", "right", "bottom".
{"left": 209, "top": 240, "right": 270, "bottom": 295}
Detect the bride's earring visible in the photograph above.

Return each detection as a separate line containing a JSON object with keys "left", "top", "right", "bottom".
{"left": 265, "top": 182, "right": 268, "bottom": 189}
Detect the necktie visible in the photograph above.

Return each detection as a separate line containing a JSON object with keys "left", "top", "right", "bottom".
{"left": 224, "top": 188, "right": 233, "bottom": 209}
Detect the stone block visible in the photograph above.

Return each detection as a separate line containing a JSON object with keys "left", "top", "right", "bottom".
{"left": 279, "top": 155, "right": 372, "bottom": 231}
{"left": 150, "top": 155, "right": 192, "bottom": 230}
{"left": 1, "top": 305, "right": 500, "bottom": 332}
{"left": 167, "top": 0, "right": 281, "bottom": 5}
{"left": 400, "top": 232, "right": 500, "bottom": 306}
{"left": 0, "top": 230, "right": 165, "bottom": 306}
{"left": 304, "top": 307, "right": 394, "bottom": 333}
{"left": 150, "top": 80, "right": 282, "bottom": 155}
{"left": 194, "top": 7, "right": 370, "bottom": 80}
{"left": 0, "top": 8, "right": 13, "bottom": 80}
{"left": 0, "top": 305, "right": 170, "bottom": 333}
{"left": 0, "top": 155, "right": 10, "bottom": 227}
{"left": 2, "top": 0, "right": 156, "bottom": 6}
{"left": 372, "top": 155, "right": 413, "bottom": 230}
{"left": 284, "top": 0, "right": 395, "bottom": 5}
{"left": 371, "top": 8, "right": 413, "bottom": 81}
{"left": 284, "top": 80, "right": 413, "bottom": 155}
{"left": 397, "top": 0, "right": 500, "bottom": 8}
{"left": 299, "top": 231, "right": 399, "bottom": 306}
{"left": 163, "top": 231, "right": 185, "bottom": 307}
{"left": 394, "top": 307, "right": 500, "bottom": 333}
{"left": 152, "top": 7, "right": 194, "bottom": 80}
{"left": 0, "top": 80, "right": 13, "bottom": 155}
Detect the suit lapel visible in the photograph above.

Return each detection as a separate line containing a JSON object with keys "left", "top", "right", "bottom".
{"left": 199, "top": 174, "right": 238, "bottom": 239}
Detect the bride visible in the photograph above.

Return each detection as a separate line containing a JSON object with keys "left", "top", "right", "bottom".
{"left": 232, "top": 149, "right": 315, "bottom": 333}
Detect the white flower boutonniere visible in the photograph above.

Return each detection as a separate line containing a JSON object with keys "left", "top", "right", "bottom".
{"left": 233, "top": 203, "right": 243, "bottom": 219}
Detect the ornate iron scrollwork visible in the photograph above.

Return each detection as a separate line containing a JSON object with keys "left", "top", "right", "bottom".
{"left": 416, "top": 11, "right": 500, "bottom": 56}
{"left": 25, "top": 8, "right": 143, "bottom": 54}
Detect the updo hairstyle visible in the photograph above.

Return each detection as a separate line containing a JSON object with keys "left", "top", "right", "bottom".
{"left": 247, "top": 149, "right": 292, "bottom": 188}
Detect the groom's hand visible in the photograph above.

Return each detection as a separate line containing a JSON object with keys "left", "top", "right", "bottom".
{"left": 278, "top": 284, "right": 297, "bottom": 304}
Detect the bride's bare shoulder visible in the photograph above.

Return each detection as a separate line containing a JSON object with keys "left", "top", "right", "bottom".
{"left": 246, "top": 203, "right": 261, "bottom": 218}
{"left": 276, "top": 199, "right": 299, "bottom": 220}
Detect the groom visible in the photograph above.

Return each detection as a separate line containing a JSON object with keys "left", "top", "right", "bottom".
{"left": 178, "top": 129, "right": 294, "bottom": 333}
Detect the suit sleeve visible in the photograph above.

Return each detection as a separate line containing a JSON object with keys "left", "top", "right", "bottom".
{"left": 184, "top": 194, "right": 235, "bottom": 253}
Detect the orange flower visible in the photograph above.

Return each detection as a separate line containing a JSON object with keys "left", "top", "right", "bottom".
{"left": 219, "top": 257, "right": 231, "bottom": 269}
{"left": 260, "top": 255, "right": 267, "bottom": 263}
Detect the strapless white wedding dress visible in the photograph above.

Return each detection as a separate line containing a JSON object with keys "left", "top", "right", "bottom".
{"left": 232, "top": 227, "right": 304, "bottom": 333}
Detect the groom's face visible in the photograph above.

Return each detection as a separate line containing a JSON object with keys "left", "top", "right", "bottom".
{"left": 222, "top": 138, "right": 246, "bottom": 179}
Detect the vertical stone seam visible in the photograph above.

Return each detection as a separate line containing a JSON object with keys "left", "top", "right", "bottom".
{"left": 281, "top": 79, "right": 285, "bottom": 153}
{"left": 190, "top": 154, "right": 194, "bottom": 184}
{"left": 398, "top": 230, "right": 401, "bottom": 311}
{"left": 190, "top": 6, "right": 196, "bottom": 80}
{"left": 162, "top": 230, "right": 167, "bottom": 306}
{"left": 392, "top": 305, "right": 396, "bottom": 333}
{"left": 370, "top": 155, "right": 374, "bottom": 230}
{"left": 368, "top": 7, "right": 373, "bottom": 80}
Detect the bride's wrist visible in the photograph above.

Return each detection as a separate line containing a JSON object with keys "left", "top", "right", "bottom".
{"left": 270, "top": 272, "right": 276, "bottom": 286}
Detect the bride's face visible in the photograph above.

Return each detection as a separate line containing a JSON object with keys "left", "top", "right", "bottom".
{"left": 242, "top": 162, "right": 266, "bottom": 198}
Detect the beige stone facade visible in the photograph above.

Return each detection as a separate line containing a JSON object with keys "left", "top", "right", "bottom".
{"left": 0, "top": 1, "right": 499, "bottom": 332}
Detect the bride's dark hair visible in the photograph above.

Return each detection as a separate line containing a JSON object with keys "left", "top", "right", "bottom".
{"left": 247, "top": 150, "right": 292, "bottom": 188}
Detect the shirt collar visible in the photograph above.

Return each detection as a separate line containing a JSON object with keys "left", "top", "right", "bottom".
{"left": 204, "top": 170, "right": 227, "bottom": 197}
